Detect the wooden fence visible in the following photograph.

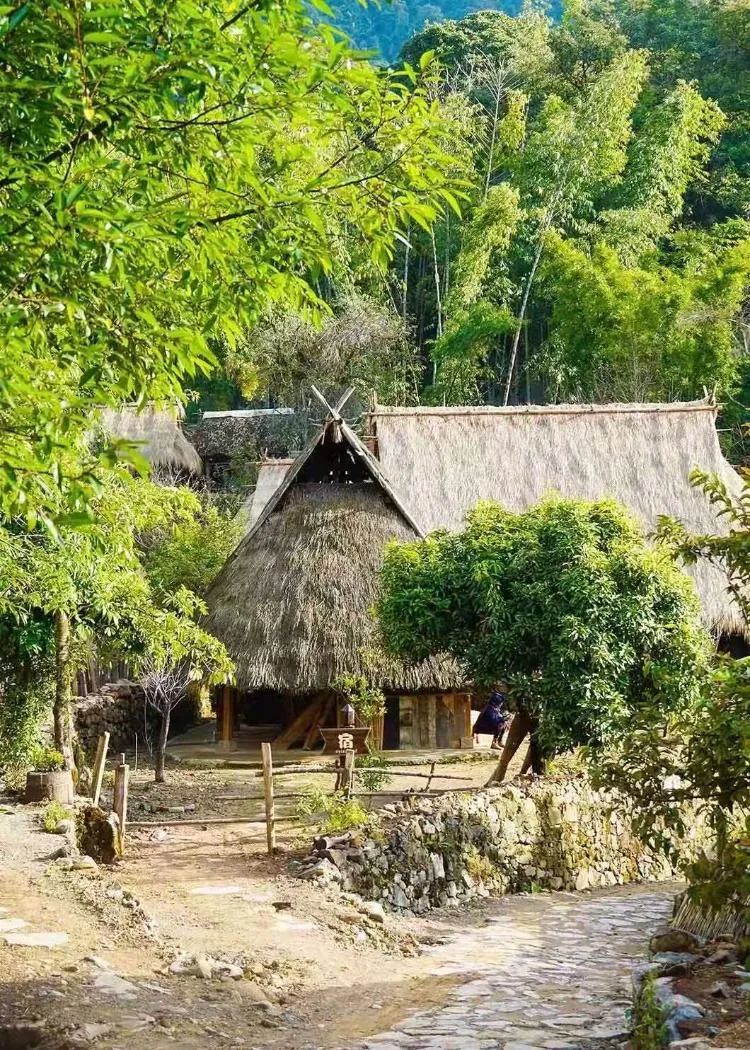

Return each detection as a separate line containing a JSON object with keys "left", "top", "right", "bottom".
{"left": 88, "top": 735, "right": 474, "bottom": 855}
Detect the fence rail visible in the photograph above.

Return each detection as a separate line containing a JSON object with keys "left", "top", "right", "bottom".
{"left": 92, "top": 736, "right": 474, "bottom": 855}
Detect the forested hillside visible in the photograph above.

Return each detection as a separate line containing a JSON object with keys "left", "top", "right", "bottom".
{"left": 322, "top": 0, "right": 560, "bottom": 62}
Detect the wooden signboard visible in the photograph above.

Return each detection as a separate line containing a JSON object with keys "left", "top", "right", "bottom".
{"left": 319, "top": 727, "right": 370, "bottom": 755}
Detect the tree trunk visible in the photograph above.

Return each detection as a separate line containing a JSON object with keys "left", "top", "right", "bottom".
{"left": 155, "top": 707, "right": 171, "bottom": 784}
{"left": 53, "top": 610, "right": 74, "bottom": 770}
{"left": 430, "top": 226, "right": 443, "bottom": 341}
{"left": 519, "top": 730, "right": 546, "bottom": 775}
{"left": 402, "top": 221, "right": 411, "bottom": 322}
{"left": 486, "top": 707, "right": 535, "bottom": 785}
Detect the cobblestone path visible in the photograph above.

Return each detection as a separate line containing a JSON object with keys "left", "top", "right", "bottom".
{"left": 358, "top": 883, "right": 676, "bottom": 1050}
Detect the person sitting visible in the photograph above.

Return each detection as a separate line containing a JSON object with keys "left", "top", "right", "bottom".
{"left": 473, "top": 690, "right": 509, "bottom": 750}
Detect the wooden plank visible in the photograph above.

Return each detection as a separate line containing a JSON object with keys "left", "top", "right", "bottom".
{"left": 261, "top": 742, "right": 276, "bottom": 854}
{"left": 91, "top": 731, "right": 110, "bottom": 807}
{"left": 273, "top": 698, "right": 322, "bottom": 750}
{"left": 129, "top": 817, "right": 280, "bottom": 827}
{"left": 460, "top": 694, "right": 473, "bottom": 739}
{"left": 303, "top": 694, "right": 333, "bottom": 751}
{"left": 370, "top": 711, "right": 384, "bottom": 751}
{"left": 113, "top": 757, "right": 129, "bottom": 848}
{"left": 427, "top": 695, "right": 437, "bottom": 749}
{"left": 342, "top": 750, "right": 355, "bottom": 799}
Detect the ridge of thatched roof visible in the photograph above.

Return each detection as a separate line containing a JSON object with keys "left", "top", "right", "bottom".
{"left": 204, "top": 483, "right": 463, "bottom": 693}
{"left": 100, "top": 405, "right": 202, "bottom": 475}
{"left": 369, "top": 398, "right": 746, "bottom": 638}
{"left": 248, "top": 410, "right": 423, "bottom": 541}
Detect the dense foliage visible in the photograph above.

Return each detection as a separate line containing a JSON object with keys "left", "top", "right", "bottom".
{"left": 0, "top": 0, "right": 458, "bottom": 523}
{"left": 597, "top": 472, "right": 750, "bottom": 916}
{"left": 377, "top": 497, "right": 711, "bottom": 755}
{"left": 387, "top": 4, "right": 750, "bottom": 409}
{"left": 184, "top": 0, "right": 749, "bottom": 426}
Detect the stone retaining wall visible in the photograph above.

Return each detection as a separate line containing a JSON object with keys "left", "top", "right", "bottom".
{"left": 74, "top": 681, "right": 155, "bottom": 756}
{"left": 297, "top": 776, "right": 705, "bottom": 914}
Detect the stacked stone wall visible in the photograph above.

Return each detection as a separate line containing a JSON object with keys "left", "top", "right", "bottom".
{"left": 299, "top": 776, "right": 706, "bottom": 914}
{"left": 73, "top": 681, "right": 155, "bottom": 756}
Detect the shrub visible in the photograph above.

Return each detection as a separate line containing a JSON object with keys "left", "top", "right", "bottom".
{"left": 296, "top": 788, "right": 369, "bottom": 833}
{"left": 29, "top": 745, "right": 65, "bottom": 772}
{"left": 630, "top": 971, "right": 668, "bottom": 1050}
{"left": 356, "top": 750, "right": 393, "bottom": 792}
{"left": 378, "top": 497, "right": 710, "bottom": 758}
{"left": 332, "top": 674, "right": 386, "bottom": 724}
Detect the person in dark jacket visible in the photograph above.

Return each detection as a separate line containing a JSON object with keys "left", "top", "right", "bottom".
{"left": 473, "top": 689, "right": 509, "bottom": 750}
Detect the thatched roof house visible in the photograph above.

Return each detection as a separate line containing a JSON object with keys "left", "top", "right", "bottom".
{"left": 191, "top": 408, "right": 307, "bottom": 486}
{"left": 100, "top": 405, "right": 201, "bottom": 477}
{"left": 205, "top": 396, "right": 745, "bottom": 751}
{"left": 369, "top": 399, "right": 745, "bottom": 638}
{"left": 205, "top": 410, "right": 462, "bottom": 696}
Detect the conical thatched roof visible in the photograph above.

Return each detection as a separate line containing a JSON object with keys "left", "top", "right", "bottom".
{"left": 369, "top": 400, "right": 745, "bottom": 638}
{"left": 204, "top": 409, "right": 462, "bottom": 693}
{"left": 100, "top": 405, "right": 202, "bottom": 476}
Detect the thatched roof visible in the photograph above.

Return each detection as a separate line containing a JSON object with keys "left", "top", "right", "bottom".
{"left": 369, "top": 400, "right": 745, "bottom": 637}
{"left": 204, "top": 416, "right": 462, "bottom": 693}
{"left": 191, "top": 408, "right": 306, "bottom": 460}
{"left": 100, "top": 405, "right": 202, "bottom": 475}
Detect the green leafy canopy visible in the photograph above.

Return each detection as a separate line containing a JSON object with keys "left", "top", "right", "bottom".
{"left": 0, "top": 0, "right": 461, "bottom": 522}
{"left": 377, "top": 496, "right": 711, "bottom": 754}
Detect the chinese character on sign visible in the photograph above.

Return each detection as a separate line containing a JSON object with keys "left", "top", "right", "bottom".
{"left": 337, "top": 732, "right": 354, "bottom": 752}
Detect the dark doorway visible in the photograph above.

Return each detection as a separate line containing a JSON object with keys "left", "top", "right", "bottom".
{"left": 383, "top": 696, "right": 400, "bottom": 750}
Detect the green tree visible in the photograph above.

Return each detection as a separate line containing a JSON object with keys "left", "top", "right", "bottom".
{"left": 227, "top": 295, "right": 422, "bottom": 408}
{"left": 377, "top": 496, "right": 710, "bottom": 781}
{"left": 0, "top": 470, "right": 233, "bottom": 767}
{"left": 394, "top": 4, "right": 750, "bottom": 409}
{"left": 139, "top": 491, "right": 243, "bottom": 599}
{"left": 0, "top": 0, "right": 458, "bottom": 522}
{"left": 537, "top": 228, "right": 750, "bottom": 401}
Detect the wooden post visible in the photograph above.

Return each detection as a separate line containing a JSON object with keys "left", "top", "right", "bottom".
{"left": 219, "top": 686, "right": 235, "bottom": 751}
{"left": 91, "top": 731, "right": 110, "bottom": 807}
{"left": 113, "top": 754, "right": 129, "bottom": 848}
{"left": 425, "top": 760, "right": 436, "bottom": 793}
{"left": 342, "top": 749, "right": 355, "bottom": 799}
{"left": 261, "top": 742, "right": 276, "bottom": 855}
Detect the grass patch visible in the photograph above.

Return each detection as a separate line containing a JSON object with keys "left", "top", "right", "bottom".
{"left": 296, "top": 789, "right": 370, "bottom": 833}
{"left": 630, "top": 971, "right": 668, "bottom": 1050}
{"left": 41, "top": 800, "right": 73, "bottom": 833}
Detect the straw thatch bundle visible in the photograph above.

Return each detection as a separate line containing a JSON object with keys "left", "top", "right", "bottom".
{"left": 371, "top": 400, "right": 745, "bottom": 637}
{"left": 100, "top": 405, "right": 201, "bottom": 475}
{"left": 204, "top": 482, "right": 462, "bottom": 693}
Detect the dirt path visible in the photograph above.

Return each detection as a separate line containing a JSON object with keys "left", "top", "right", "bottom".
{"left": 0, "top": 765, "right": 668, "bottom": 1050}
{"left": 0, "top": 801, "right": 463, "bottom": 1049}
